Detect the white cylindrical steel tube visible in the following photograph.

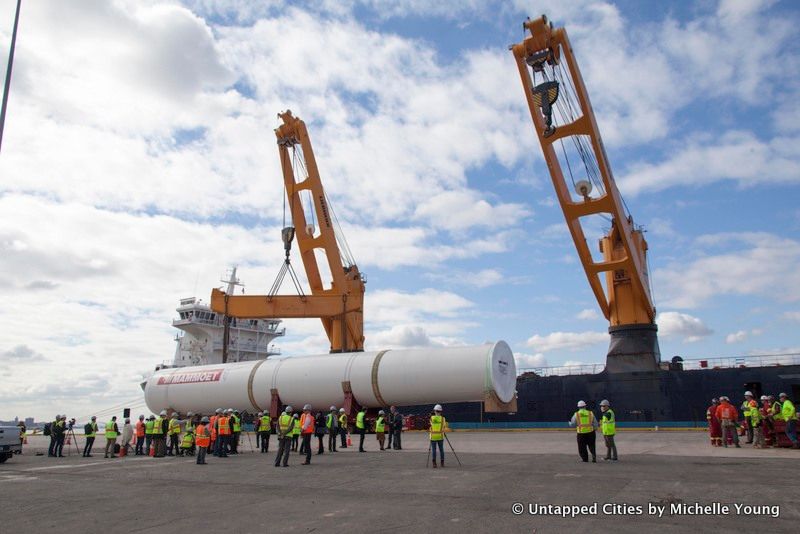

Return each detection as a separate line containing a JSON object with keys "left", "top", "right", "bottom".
{"left": 143, "top": 341, "right": 516, "bottom": 414}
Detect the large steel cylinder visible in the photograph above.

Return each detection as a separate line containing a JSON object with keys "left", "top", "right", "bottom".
{"left": 144, "top": 341, "right": 516, "bottom": 414}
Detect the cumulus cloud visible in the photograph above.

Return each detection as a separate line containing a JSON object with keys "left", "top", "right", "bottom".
{"left": 576, "top": 308, "right": 600, "bottom": 320}
{"left": 657, "top": 311, "right": 713, "bottom": 343}
{"left": 1, "top": 345, "right": 46, "bottom": 362}
{"left": 725, "top": 331, "right": 748, "bottom": 344}
{"left": 783, "top": 311, "right": 800, "bottom": 323}
{"left": 514, "top": 352, "right": 548, "bottom": 369}
{"left": 526, "top": 331, "right": 608, "bottom": 353}
{"left": 655, "top": 233, "right": 800, "bottom": 308}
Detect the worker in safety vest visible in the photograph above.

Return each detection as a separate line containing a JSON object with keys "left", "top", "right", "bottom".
{"left": 144, "top": 415, "right": 155, "bottom": 455}
{"left": 760, "top": 396, "right": 775, "bottom": 446}
{"left": 231, "top": 410, "right": 241, "bottom": 454}
{"left": 195, "top": 416, "right": 211, "bottom": 465}
{"left": 778, "top": 393, "right": 798, "bottom": 448}
{"left": 356, "top": 408, "right": 367, "bottom": 452}
{"left": 375, "top": 410, "right": 386, "bottom": 451}
{"left": 338, "top": 408, "right": 348, "bottom": 449}
{"left": 429, "top": 404, "right": 447, "bottom": 468}
{"left": 104, "top": 416, "right": 119, "bottom": 458}
{"left": 569, "top": 400, "right": 598, "bottom": 463}
{"left": 706, "top": 398, "right": 722, "bottom": 447}
{"left": 167, "top": 413, "right": 181, "bottom": 456}
{"left": 153, "top": 411, "right": 168, "bottom": 457}
{"left": 300, "top": 404, "right": 315, "bottom": 465}
{"left": 751, "top": 396, "right": 766, "bottom": 448}
{"left": 134, "top": 415, "right": 146, "bottom": 455}
{"left": 274, "top": 406, "right": 295, "bottom": 468}
{"left": 715, "top": 396, "right": 740, "bottom": 448}
{"left": 83, "top": 416, "right": 98, "bottom": 457}
{"left": 326, "top": 406, "right": 338, "bottom": 452}
{"left": 741, "top": 391, "right": 757, "bottom": 444}
{"left": 599, "top": 400, "right": 618, "bottom": 461}
{"left": 291, "top": 413, "right": 301, "bottom": 451}
{"left": 258, "top": 412, "right": 271, "bottom": 453}
{"left": 180, "top": 429, "right": 194, "bottom": 456}
{"left": 209, "top": 408, "right": 221, "bottom": 455}
{"left": 215, "top": 411, "right": 231, "bottom": 458}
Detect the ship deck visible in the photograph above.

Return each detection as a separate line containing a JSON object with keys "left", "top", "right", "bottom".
{"left": 3, "top": 432, "right": 799, "bottom": 532}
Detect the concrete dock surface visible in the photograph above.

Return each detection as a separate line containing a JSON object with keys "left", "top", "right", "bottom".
{"left": 2, "top": 431, "right": 798, "bottom": 533}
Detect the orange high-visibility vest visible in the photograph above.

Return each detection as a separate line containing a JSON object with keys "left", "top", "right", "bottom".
{"left": 209, "top": 415, "right": 218, "bottom": 439}
{"left": 135, "top": 421, "right": 145, "bottom": 437}
{"left": 218, "top": 416, "right": 231, "bottom": 435}
{"left": 300, "top": 413, "right": 314, "bottom": 435}
{"left": 195, "top": 424, "right": 210, "bottom": 447}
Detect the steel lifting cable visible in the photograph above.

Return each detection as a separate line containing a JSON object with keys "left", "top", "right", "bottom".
{"left": 549, "top": 63, "right": 605, "bottom": 196}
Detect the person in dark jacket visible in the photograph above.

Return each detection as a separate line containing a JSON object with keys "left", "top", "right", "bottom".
{"left": 315, "top": 412, "right": 326, "bottom": 454}
{"left": 391, "top": 406, "right": 403, "bottom": 450}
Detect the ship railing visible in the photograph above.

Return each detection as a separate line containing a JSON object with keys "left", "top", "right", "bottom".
{"left": 518, "top": 363, "right": 605, "bottom": 377}
{"left": 678, "top": 353, "right": 800, "bottom": 370}
{"left": 172, "top": 316, "right": 286, "bottom": 335}
{"left": 516, "top": 352, "right": 800, "bottom": 377}
{"left": 211, "top": 341, "right": 281, "bottom": 354}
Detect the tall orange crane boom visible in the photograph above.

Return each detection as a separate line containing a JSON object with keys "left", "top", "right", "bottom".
{"left": 210, "top": 111, "right": 365, "bottom": 353}
{"left": 511, "top": 15, "right": 660, "bottom": 371}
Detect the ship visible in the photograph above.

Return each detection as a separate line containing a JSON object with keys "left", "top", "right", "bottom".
{"left": 158, "top": 267, "right": 285, "bottom": 370}
{"left": 431, "top": 352, "right": 800, "bottom": 426}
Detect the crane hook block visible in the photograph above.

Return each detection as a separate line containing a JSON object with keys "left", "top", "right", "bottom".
{"left": 282, "top": 226, "right": 296, "bottom": 256}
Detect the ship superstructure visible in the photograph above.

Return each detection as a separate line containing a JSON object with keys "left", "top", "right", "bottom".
{"left": 166, "top": 268, "right": 284, "bottom": 369}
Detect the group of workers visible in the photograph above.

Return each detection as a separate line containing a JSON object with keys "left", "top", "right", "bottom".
{"left": 41, "top": 404, "right": 452, "bottom": 466}
{"left": 706, "top": 392, "right": 798, "bottom": 449}
{"left": 569, "top": 399, "right": 617, "bottom": 463}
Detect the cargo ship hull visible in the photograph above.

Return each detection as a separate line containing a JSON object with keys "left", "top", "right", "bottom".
{"left": 405, "top": 363, "right": 800, "bottom": 425}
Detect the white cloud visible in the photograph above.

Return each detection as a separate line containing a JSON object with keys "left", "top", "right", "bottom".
{"left": 576, "top": 308, "right": 600, "bottom": 320}
{"left": 655, "top": 233, "right": 800, "bottom": 308}
{"left": 657, "top": 311, "right": 713, "bottom": 343}
{"left": 619, "top": 131, "right": 800, "bottom": 196}
{"left": 725, "top": 331, "right": 748, "bottom": 344}
{"left": 514, "top": 352, "right": 548, "bottom": 369}
{"left": 783, "top": 312, "right": 800, "bottom": 323}
{"left": 526, "top": 331, "right": 607, "bottom": 353}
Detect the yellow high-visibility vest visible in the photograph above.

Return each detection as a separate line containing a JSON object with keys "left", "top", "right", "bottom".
{"left": 601, "top": 409, "right": 616, "bottom": 436}
{"left": 430, "top": 415, "right": 446, "bottom": 441}
{"left": 105, "top": 421, "right": 118, "bottom": 438}
{"left": 575, "top": 409, "right": 594, "bottom": 434}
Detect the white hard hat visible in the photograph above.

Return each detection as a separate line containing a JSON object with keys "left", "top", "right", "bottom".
{"left": 285, "top": 406, "right": 293, "bottom": 413}
{"left": 600, "top": 399, "right": 610, "bottom": 407}
{"left": 378, "top": 410, "right": 385, "bottom": 415}
{"left": 744, "top": 391, "right": 753, "bottom": 397}
{"left": 760, "top": 395, "right": 768, "bottom": 401}
{"left": 303, "top": 404, "right": 312, "bottom": 411}
{"left": 330, "top": 405, "right": 336, "bottom": 411}
{"left": 160, "top": 410, "right": 167, "bottom": 416}
{"left": 257, "top": 412, "right": 263, "bottom": 416}
{"left": 292, "top": 413, "right": 298, "bottom": 419}
{"left": 577, "top": 400, "right": 587, "bottom": 408}
{"left": 171, "top": 413, "right": 178, "bottom": 418}
{"left": 215, "top": 408, "right": 222, "bottom": 414}
{"left": 339, "top": 408, "right": 345, "bottom": 413}
{"left": 779, "top": 392, "right": 788, "bottom": 398}
{"left": 187, "top": 411, "right": 194, "bottom": 416}
{"left": 434, "top": 404, "right": 443, "bottom": 412}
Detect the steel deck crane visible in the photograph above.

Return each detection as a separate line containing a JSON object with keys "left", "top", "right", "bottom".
{"left": 210, "top": 111, "right": 365, "bottom": 354}
{"left": 511, "top": 15, "right": 660, "bottom": 372}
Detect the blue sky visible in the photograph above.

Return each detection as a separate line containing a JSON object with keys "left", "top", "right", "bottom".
{"left": 0, "top": 0, "right": 799, "bottom": 420}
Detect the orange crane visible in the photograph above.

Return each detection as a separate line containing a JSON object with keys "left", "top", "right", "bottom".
{"left": 210, "top": 111, "right": 365, "bottom": 353}
{"left": 510, "top": 15, "right": 660, "bottom": 371}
